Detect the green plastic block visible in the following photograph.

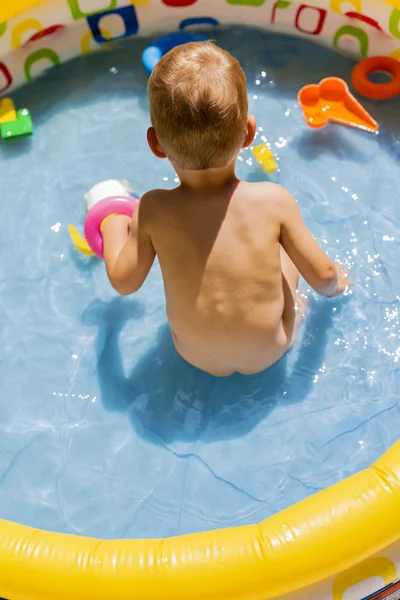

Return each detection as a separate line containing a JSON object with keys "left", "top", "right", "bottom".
{"left": 1, "top": 108, "right": 32, "bottom": 139}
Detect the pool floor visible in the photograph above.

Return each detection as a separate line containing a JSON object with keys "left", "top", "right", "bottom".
{"left": 0, "top": 27, "right": 399, "bottom": 539}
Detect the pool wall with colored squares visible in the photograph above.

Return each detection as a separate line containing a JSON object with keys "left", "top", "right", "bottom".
{"left": 0, "top": 0, "right": 399, "bottom": 95}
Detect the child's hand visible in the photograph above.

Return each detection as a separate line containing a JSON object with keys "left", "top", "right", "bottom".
{"left": 102, "top": 192, "right": 155, "bottom": 295}
{"left": 328, "top": 263, "right": 353, "bottom": 297}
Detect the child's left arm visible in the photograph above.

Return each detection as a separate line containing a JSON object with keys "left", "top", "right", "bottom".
{"left": 102, "top": 197, "right": 156, "bottom": 295}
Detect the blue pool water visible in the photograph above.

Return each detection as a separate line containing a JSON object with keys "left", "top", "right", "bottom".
{"left": 0, "top": 27, "right": 399, "bottom": 539}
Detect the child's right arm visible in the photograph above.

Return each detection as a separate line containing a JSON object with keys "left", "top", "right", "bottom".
{"left": 277, "top": 187, "right": 353, "bottom": 297}
{"left": 102, "top": 193, "right": 156, "bottom": 296}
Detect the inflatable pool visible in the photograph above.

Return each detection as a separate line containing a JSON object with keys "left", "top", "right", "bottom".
{"left": 1, "top": 0, "right": 400, "bottom": 94}
{"left": 0, "top": 1, "right": 400, "bottom": 600}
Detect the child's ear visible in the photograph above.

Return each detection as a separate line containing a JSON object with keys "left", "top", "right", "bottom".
{"left": 147, "top": 127, "right": 167, "bottom": 159}
{"left": 242, "top": 115, "right": 256, "bottom": 149}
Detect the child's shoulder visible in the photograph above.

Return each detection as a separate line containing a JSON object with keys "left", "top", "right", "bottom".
{"left": 242, "top": 180, "right": 288, "bottom": 197}
{"left": 140, "top": 187, "right": 171, "bottom": 204}
{"left": 137, "top": 188, "right": 178, "bottom": 229}
{"left": 240, "top": 181, "right": 293, "bottom": 211}
{"left": 139, "top": 187, "right": 173, "bottom": 213}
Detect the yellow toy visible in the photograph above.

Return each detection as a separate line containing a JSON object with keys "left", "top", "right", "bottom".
{"left": 68, "top": 224, "right": 95, "bottom": 256}
{"left": 251, "top": 143, "right": 278, "bottom": 174}
{"left": 0, "top": 98, "right": 17, "bottom": 124}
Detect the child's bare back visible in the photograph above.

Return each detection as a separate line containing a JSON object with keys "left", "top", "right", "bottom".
{"left": 101, "top": 42, "right": 352, "bottom": 376}
{"left": 137, "top": 181, "right": 299, "bottom": 376}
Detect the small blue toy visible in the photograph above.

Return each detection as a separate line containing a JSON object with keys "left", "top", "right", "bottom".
{"left": 142, "top": 32, "right": 208, "bottom": 75}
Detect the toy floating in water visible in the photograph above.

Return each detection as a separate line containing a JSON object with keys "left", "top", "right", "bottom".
{"left": 142, "top": 31, "right": 207, "bottom": 75}
{"left": 0, "top": 98, "right": 16, "bottom": 124}
{"left": 251, "top": 143, "right": 278, "bottom": 174}
{"left": 352, "top": 56, "right": 400, "bottom": 100}
{"left": 298, "top": 77, "right": 378, "bottom": 133}
{"left": 67, "top": 224, "right": 95, "bottom": 256}
{"left": 0, "top": 107, "right": 33, "bottom": 139}
{"left": 0, "top": 98, "right": 32, "bottom": 139}
{"left": 69, "top": 180, "right": 139, "bottom": 259}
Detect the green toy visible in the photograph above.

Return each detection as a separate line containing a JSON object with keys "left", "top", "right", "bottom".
{"left": 1, "top": 108, "right": 33, "bottom": 139}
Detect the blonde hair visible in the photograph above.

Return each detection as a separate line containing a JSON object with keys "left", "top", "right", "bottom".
{"left": 148, "top": 42, "right": 248, "bottom": 170}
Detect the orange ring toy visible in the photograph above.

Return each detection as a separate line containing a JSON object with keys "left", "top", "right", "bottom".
{"left": 352, "top": 56, "right": 400, "bottom": 100}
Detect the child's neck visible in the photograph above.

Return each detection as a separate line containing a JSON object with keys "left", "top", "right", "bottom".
{"left": 174, "top": 160, "right": 238, "bottom": 191}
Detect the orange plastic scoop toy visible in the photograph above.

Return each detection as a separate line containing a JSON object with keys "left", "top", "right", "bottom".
{"left": 298, "top": 77, "right": 378, "bottom": 133}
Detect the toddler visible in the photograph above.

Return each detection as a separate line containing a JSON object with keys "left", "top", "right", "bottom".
{"left": 100, "top": 42, "right": 352, "bottom": 376}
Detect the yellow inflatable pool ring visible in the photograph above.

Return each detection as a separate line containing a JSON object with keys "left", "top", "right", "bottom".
{"left": 0, "top": 443, "right": 398, "bottom": 600}
{"left": 0, "top": 1, "right": 400, "bottom": 599}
